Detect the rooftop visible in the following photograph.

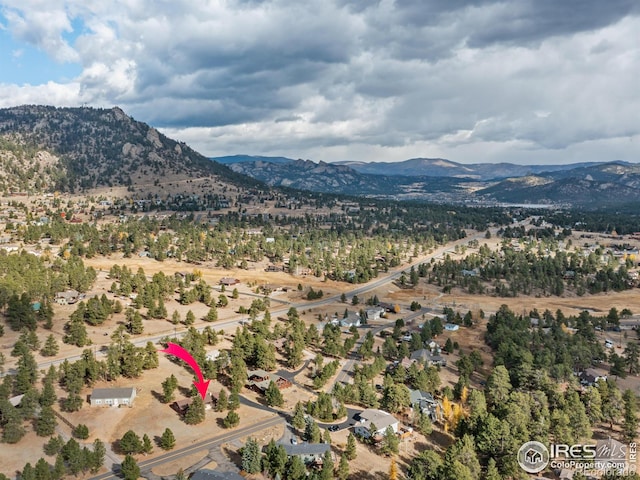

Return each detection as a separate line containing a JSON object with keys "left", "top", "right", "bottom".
{"left": 90, "top": 387, "right": 135, "bottom": 400}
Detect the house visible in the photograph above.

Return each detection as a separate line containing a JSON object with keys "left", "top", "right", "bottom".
{"left": 282, "top": 443, "right": 331, "bottom": 465}
{"left": 191, "top": 469, "right": 243, "bottom": 480}
{"left": 205, "top": 350, "right": 220, "bottom": 361}
{"left": 410, "top": 349, "right": 447, "bottom": 367}
{"left": 461, "top": 268, "right": 479, "bottom": 277}
{"left": 220, "top": 277, "right": 240, "bottom": 286}
{"left": 171, "top": 392, "right": 217, "bottom": 414}
{"left": 366, "top": 307, "right": 385, "bottom": 321}
{"left": 354, "top": 408, "right": 399, "bottom": 438}
{"left": 580, "top": 368, "right": 607, "bottom": 386}
{"left": 409, "top": 389, "right": 441, "bottom": 421}
{"left": 90, "top": 387, "right": 136, "bottom": 407}
{"left": 246, "top": 369, "right": 292, "bottom": 393}
{"left": 444, "top": 323, "right": 459, "bottom": 331}
{"left": 54, "top": 289, "right": 80, "bottom": 305}
{"left": 379, "top": 302, "right": 401, "bottom": 313}
{"left": 340, "top": 312, "right": 361, "bottom": 328}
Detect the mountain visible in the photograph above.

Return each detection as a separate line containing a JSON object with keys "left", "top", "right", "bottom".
{"left": 213, "top": 155, "right": 296, "bottom": 165}
{"left": 0, "top": 105, "right": 258, "bottom": 194}
{"left": 216, "top": 154, "right": 640, "bottom": 208}
{"left": 479, "top": 162, "right": 640, "bottom": 207}
{"left": 334, "top": 157, "right": 606, "bottom": 180}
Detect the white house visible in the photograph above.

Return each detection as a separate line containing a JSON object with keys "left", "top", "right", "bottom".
{"left": 90, "top": 387, "right": 136, "bottom": 407}
{"left": 354, "top": 409, "right": 399, "bottom": 438}
{"left": 366, "top": 307, "right": 385, "bottom": 321}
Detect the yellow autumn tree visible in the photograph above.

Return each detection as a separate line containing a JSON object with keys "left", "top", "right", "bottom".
{"left": 389, "top": 458, "right": 398, "bottom": 480}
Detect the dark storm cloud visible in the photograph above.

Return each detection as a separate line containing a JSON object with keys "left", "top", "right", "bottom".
{"left": 2, "top": 0, "right": 640, "bottom": 163}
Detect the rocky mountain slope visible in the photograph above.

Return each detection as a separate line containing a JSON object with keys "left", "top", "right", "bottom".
{"left": 0, "top": 105, "right": 257, "bottom": 194}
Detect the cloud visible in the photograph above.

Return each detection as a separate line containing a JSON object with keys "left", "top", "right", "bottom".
{"left": 0, "top": 0, "right": 638, "bottom": 164}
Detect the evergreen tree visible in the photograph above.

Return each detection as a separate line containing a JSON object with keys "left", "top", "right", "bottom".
{"left": 205, "top": 306, "right": 218, "bottom": 322}
{"left": 241, "top": 437, "right": 262, "bottom": 474}
{"left": 381, "top": 426, "right": 399, "bottom": 455}
{"left": 21, "top": 463, "right": 35, "bottom": 480}
{"left": 285, "top": 456, "right": 307, "bottom": 480}
{"left": 119, "top": 430, "right": 142, "bottom": 455}
{"left": 44, "top": 435, "right": 65, "bottom": 456}
{"left": 34, "top": 458, "right": 51, "bottom": 480}
{"left": 141, "top": 433, "right": 153, "bottom": 454}
{"left": 319, "top": 450, "right": 334, "bottom": 480}
{"left": 228, "top": 391, "right": 240, "bottom": 411}
{"left": 216, "top": 389, "right": 228, "bottom": 412}
{"left": 304, "top": 417, "right": 321, "bottom": 443}
{"left": 185, "top": 310, "right": 195, "bottom": 325}
{"left": 265, "top": 381, "right": 284, "bottom": 407}
{"left": 72, "top": 424, "right": 89, "bottom": 440}
{"left": 3, "top": 417, "right": 26, "bottom": 443}
{"left": 161, "top": 374, "right": 178, "bottom": 403}
{"left": 120, "top": 454, "right": 140, "bottom": 480}
{"left": 337, "top": 453, "right": 350, "bottom": 480}
{"left": 184, "top": 395, "right": 206, "bottom": 425}
{"left": 160, "top": 428, "right": 176, "bottom": 450}
{"left": 40, "top": 335, "right": 59, "bottom": 357}
{"left": 40, "top": 376, "right": 57, "bottom": 407}
{"left": 486, "top": 458, "right": 501, "bottom": 480}
{"left": 223, "top": 411, "right": 240, "bottom": 428}
{"left": 90, "top": 439, "right": 106, "bottom": 473}
{"left": 36, "top": 406, "right": 58, "bottom": 437}
{"left": 345, "top": 432, "right": 357, "bottom": 460}
{"left": 52, "top": 454, "right": 65, "bottom": 480}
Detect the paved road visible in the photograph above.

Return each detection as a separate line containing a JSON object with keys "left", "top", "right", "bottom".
{"left": 89, "top": 415, "right": 284, "bottom": 480}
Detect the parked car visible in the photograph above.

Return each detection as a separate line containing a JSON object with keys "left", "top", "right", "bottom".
{"left": 328, "top": 425, "right": 339, "bottom": 432}
{"left": 291, "top": 438, "right": 298, "bottom": 445}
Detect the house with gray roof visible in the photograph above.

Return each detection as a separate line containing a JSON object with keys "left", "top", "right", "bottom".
{"left": 90, "top": 387, "right": 136, "bottom": 407}
{"left": 353, "top": 408, "right": 399, "bottom": 438}
{"left": 282, "top": 443, "right": 331, "bottom": 464}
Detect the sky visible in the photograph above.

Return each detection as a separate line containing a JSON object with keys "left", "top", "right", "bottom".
{"left": 0, "top": 0, "right": 639, "bottom": 165}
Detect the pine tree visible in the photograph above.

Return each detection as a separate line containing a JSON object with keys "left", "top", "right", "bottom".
{"left": 90, "top": 439, "right": 106, "bottom": 473}
{"left": 171, "top": 310, "right": 181, "bottom": 325}
{"left": 120, "top": 454, "right": 140, "bottom": 480}
{"left": 241, "top": 437, "right": 262, "bottom": 474}
{"left": 34, "top": 458, "right": 51, "bottom": 480}
{"left": 216, "top": 389, "right": 228, "bottom": 411}
{"left": 337, "top": 453, "right": 350, "bottom": 480}
{"left": 72, "top": 424, "right": 89, "bottom": 439}
{"left": 381, "top": 426, "right": 399, "bottom": 455}
{"left": 228, "top": 391, "right": 240, "bottom": 411}
{"left": 304, "top": 417, "right": 321, "bottom": 443}
{"left": 142, "top": 433, "right": 153, "bottom": 454}
{"left": 160, "top": 428, "right": 176, "bottom": 450}
{"left": 34, "top": 406, "right": 57, "bottom": 437}
{"left": 345, "top": 432, "right": 357, "bottom": 460}
{"left": 223, "top": 411, "right": 240, "bottom": 428}
{"left": 185, "top": 310, "right": 195, "bottom": 325}
{"left": 40, "top": 334, "right": 59, "bottom": 357}
{"left": 119, "top": 430, "right": 142, "bottom": 454}
{"left": 205, "top": 306, "right": 218, "bottom": 322}
{"left": 184, "top": 395, "right": 206, "bottom": 425}
{"left": 319, "top": 450, "right": 334, "bottom": 480}
{"left": 161, "top": 374, "right": 178, "bottom": 403}
{"left": 265, "top": 381, "right": 284, "bottom": 407}
{"left": 21, "top": 463, "right": 35, "bottom": 480}
{"left": 292, "top": 401, "right": 306, "bottom": 431}
{"left": 40, "top": 376, "right": 57, "bottom": 407}
{"left": 52, "top": 454, "right": 66, "bottom": 480}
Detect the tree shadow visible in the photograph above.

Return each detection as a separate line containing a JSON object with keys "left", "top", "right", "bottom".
{"left": 221, "top": 445, "right": 242, "bottom": 469}
{"left": 150, "top": 389, "right": 165, "bottom": 403}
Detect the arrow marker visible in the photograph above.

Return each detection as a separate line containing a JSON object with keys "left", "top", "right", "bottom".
{"left": 160, "top": 343, "right": 210, "bottom": 400}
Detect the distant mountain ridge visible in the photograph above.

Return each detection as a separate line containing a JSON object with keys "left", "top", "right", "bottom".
{"left": 212, "top": 154, "right": 613, "bottom": 181}
{"left": 211, "top": 154, "right": 640, "bottom": 208}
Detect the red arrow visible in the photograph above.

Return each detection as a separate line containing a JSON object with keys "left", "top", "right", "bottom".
{"left": 160, "top": 343, "right": 210, "bottom": 400}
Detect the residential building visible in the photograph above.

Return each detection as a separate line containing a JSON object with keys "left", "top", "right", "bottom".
{"left": 444, "top": 323, "right": 459, "bottom": 331}
{"left": 282, "top": 443, "right": 331, "bottom": 465}
{"left": 220, "top": 277, "right": 240, "bottom": 286}
{"left": 246, "top": 369, "right": 292, "bottom": 393}
{"left": 171, "top": 392, "right": 217, "bottom": 414}
{"left": 354, "top": 408, "right": 399, "bottom": 438}
{"left": 54, "top": 289, "right": 80, "bottom": 305}
{"left": 90, "top": 387, "right": 136, "bottom": 407}
{"left": 366, "top": 307, "right": 385, "bottom": 321}
{"left": 409, "top": 389, "right": 441, "bottom": 421}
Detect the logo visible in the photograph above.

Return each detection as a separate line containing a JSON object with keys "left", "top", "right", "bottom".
{"left": 518, "top": 441, "right": 550, "bottom": 473}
